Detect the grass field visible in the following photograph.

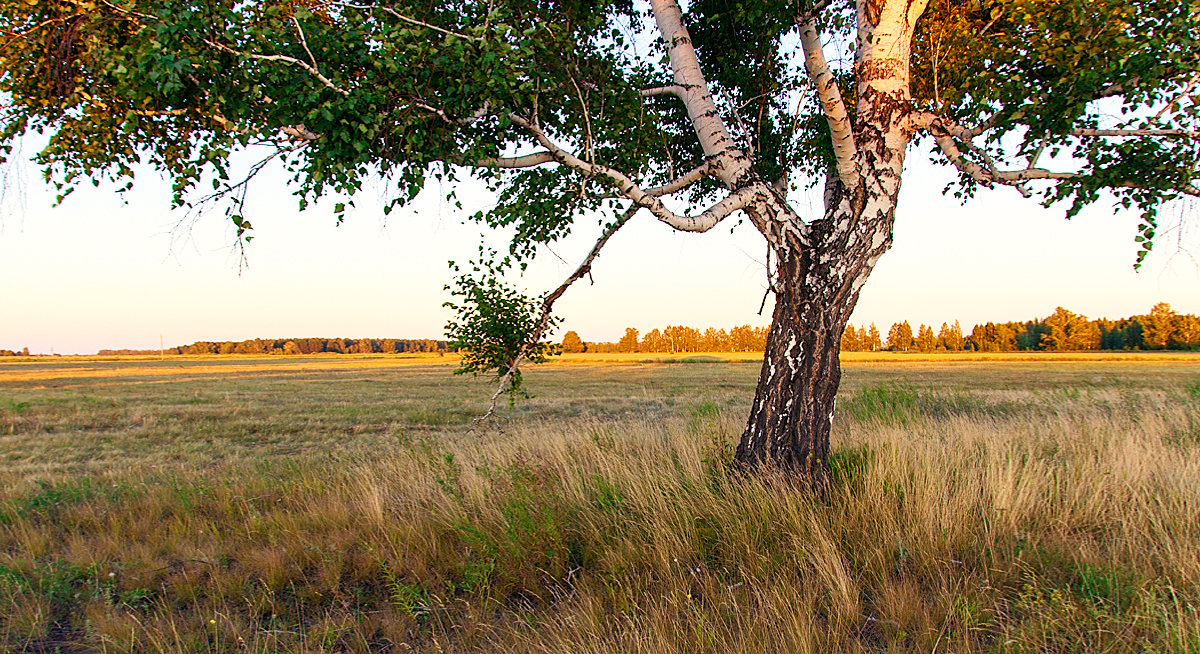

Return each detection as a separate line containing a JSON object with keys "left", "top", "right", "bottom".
{"left": 1, "top": 353, "right": 1198, "bottom": 652}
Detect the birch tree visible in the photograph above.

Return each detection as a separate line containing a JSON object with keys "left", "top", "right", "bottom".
{"left": 2, "top": 0, "right": 1198, "bottom": 481}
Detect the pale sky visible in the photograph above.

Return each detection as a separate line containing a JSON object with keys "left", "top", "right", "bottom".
{"left": 1, "top": 142, "right": 1198, "bottom": 355}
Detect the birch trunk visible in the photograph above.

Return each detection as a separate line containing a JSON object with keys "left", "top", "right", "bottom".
{"left": 648, "top": 0, "right": 922, "bottom": 480}
{"left": 733, "top": 185, "right": 895, "bottom": 479}
{"left": 734, "top": 228, "right": 848, "bottom": 480}
{"left": 731, "top": 0, "right": 921, "bottom": 478}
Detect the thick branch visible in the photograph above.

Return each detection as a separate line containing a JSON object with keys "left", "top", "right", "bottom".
{"left": 475, "top": 151, "right": 557, "bottom": 168}
{"left": 639, "top": 85, "right": 687, "bottom": 100}
{"left": 796, "top": 0, "right": 836, "bottom": 23}
{"left": 799, "top": 18, "right": 859, "bottom": 189}
{"left": 645, "top": 163, "right": 710, "bottom": 197}
{"left": 508, "top": 114, "right": 742, "bottom": 232}
{"left": 649, "top": 0, "right": 754, "bottom": 187}
{"left": 280, "top": 124, "right": 320, "bottom": 141}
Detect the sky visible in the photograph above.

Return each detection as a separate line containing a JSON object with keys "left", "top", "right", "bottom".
{"left": 1, "top": 142, "right": 1198, "bottom": 355}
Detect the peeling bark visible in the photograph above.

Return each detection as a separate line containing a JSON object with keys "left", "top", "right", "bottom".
{"left": 642, "top": 0, "right": 923, "bottom": 480}
{"left": 735, "top": 228, "right": 845, "bottom": 481}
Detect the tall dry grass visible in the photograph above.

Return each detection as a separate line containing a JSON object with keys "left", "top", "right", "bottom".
{"left": 0, "top": 361, "right": 1197, "bottom": 652}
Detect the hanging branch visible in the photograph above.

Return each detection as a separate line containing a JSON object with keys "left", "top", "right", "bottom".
{"left": 474, "top": 204, "right": 639, "bottom": 425}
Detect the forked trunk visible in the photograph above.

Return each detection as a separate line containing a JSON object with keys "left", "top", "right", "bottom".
{"left": 732, "top": 0, "right": 919, "bottom": 479}
{"left": 734, "top": 146, "right": 903, "bottom": 481}
{"left": 645, "top": 0, "right": 918, "bottom": 482}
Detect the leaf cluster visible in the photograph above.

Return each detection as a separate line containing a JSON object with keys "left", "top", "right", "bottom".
{"left": 912, "top": 0, "right": 1200, "bottom": 265}
{"left": 443, "top": 251, "right": 559, "bottom": 403}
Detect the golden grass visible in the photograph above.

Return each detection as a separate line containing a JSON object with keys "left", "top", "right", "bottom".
{"left": 552, "top": 350, "right": 1200, "bottom": 365}
{"left": 0, "top": 358, "right": 1198, "bottom": 652}
{"left": 4, "top": 349, "right": 1195, "bottom": 386}
{"left": 0, "top": 353, "right": 458, "bottom": 385}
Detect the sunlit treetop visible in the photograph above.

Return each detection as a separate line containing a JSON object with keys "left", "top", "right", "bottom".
{"left": 910, "top": 0, "right": 1200, "bottom": 260}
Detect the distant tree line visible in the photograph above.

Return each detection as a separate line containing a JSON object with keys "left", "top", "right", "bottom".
{"left": 97, "top": 338, "right": 455, "bottom": 356}
{"left": 0, "top": 347, "right": 30, "bottom": 357}
{"left": 562, "top": 303, "right": 1200, "bottom": 355}
{"left": 39, "top": 303, "right": 1200, "bottom": 357}
{"left": 843, "top": 303, "right": 1200, "bottom": 352}
{"left": 560, "top": 325, "right": 772, "bottom": 354}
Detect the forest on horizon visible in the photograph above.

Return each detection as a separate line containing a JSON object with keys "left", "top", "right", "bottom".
{"left": 3, "top": 303, "right": 1197, "bottom": 357}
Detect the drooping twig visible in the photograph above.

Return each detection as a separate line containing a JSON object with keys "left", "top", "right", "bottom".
{"left": 473, "top": 204, "right": 639, "bottom": 425}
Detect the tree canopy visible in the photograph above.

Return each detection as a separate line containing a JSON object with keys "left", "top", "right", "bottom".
{"left": 5, "top": 1, "right": 1194, "bottom": 251}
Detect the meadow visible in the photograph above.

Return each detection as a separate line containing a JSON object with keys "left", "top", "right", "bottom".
{"left": 1, "top": 353, "right": 1198, "bottom": 652}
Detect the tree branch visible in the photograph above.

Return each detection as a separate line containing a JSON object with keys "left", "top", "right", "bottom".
{"left": 1070, "top": 128, "right": 1200, "bottom": 139}
{"left": 409, "top": 101, "right": 491, "bottom": 126}
{"left": 798, "top": 18, "right": 859, "bottom": 189}
{"left": 931, "top": 131, "right": 1075, "bottom": 197}
{"left": 914, "top": 110, "right": 1200, "bottom": 197}
{"left": 203, "top": 39, "right": 349, "bottom": 96}
{"left": 290, "top": 16, "right": 320, "bottom": 73}
{"left": 645, "top": 162, "right": 710, "bottom": 197}
{"left": 330, "top": 2, "right": 483, "bottom": 42}
{"left": 796, "top": 0, "right": 836, "bottom": 23}
{"left": 1155, "top": 72, "right": 1200, "bottom": 121}
{"left": 639, "top": 85, "right": 687, "bottom": 100}
{"left": 280, "top": 124, "right": 321, "bottom": 141}
{"left": 508, "top": 113, "right": 745, "bottom": 232}
{"left": 475, "top": 205, "right": 638, "bottom": 424}
{"left": 649, "top": 0, "right": 754, "bottom": 187}
{"left": 475, "top": 151, "right": 557, "bottom": 168}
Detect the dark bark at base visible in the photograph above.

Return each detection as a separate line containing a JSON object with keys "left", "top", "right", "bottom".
{"left": 734, "top": 295, "right": 845, "bottom": 484}
{"left": 734, "top": 226, "right": 860, "bottom": 485}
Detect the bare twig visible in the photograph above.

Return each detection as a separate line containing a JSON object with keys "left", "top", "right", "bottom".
{"left": 1070, "top": 128, "right": 1200, "bottom": 139}
{"left": 757, "top": 244, "right": 776, "bottom": 316}
{"left": 291, "top": 16, "right": 320, "bottom": 72}
{"left": 330, "top": 2, "right": 483, "bottom": 41}
{"left": 203, "top": 39, "right": 349, "bottom": 96}
{"left": 410, "top": 101, "right": 491, "bottom": 126}
{"left": 568, "top": 74, "right": 595, "bottom": 164}
{"left": 1155, "top": 72, "right": 1200, "bottom": 121}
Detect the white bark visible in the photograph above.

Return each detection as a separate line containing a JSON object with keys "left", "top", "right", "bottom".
{"left": 799, "top": 20, "right": 859, "bottom": 190}
{"left": 649, "top": 0, "right": 810, "bottom": 244}
{"left": 649, "top": 0, "right": 754, "bottom": 187}
{"left": 508, "top": 115, "right": 750, "bottom": 232}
